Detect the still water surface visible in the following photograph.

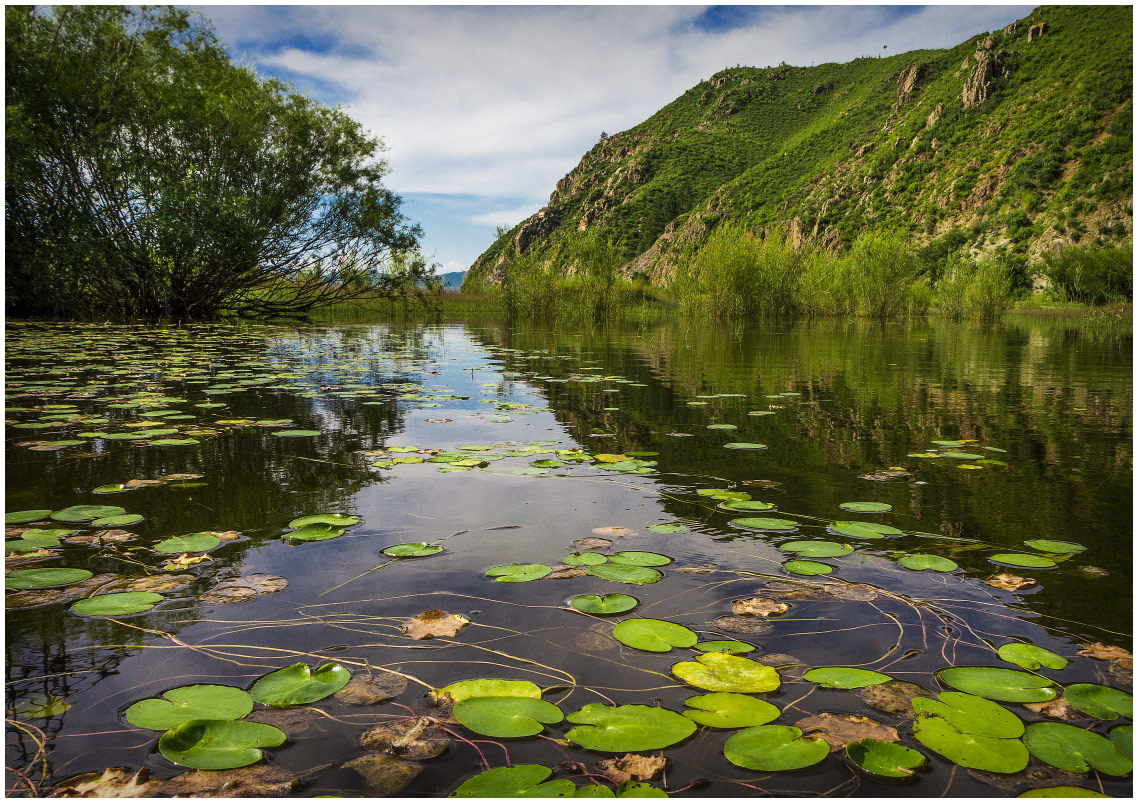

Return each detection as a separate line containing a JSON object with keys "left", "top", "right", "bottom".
{"left": 5, "top": 317, "right": 1132, "bottom": 797}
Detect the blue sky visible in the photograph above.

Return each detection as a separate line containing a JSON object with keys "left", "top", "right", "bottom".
{"left": 198, "top": 5, "right": 1030, "bottom": 275}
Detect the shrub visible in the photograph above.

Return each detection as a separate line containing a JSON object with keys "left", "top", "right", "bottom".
{"left": 1036, "top": 244, "right": 1133, "bottom": 304}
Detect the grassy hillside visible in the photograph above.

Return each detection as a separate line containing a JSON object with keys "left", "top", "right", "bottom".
{"left": 468, "top": 6, "right": 1132, "bottom": 288}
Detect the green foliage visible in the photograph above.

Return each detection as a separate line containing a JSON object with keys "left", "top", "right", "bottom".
{"left": 1036, "top": 245, "right": 1133, "bottom": 304}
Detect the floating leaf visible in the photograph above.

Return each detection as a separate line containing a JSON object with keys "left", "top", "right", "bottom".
{"left": 14, "top": 694, "right": 71, "bottom": 719}
{"left": 592, "top": 526, "right": 638, "bottom": 538}
{"left": 1110, "top": 724, "right": 1132, "bottom": 758}
{"left": 1023, "top": 722, "right": 1132, "bottom": 775}
{"left": 288, "top": 514, "right": 360, "bottom": 528}
{"left": 608, "top": 551, "right": 671, "bottom": 567}
{"left": 671, "top": 652, "right": 780, "bottom": 693}
{"left": 785, "top": 559, "right": 834, "bottom": 576}
{"left": 1062, "top": 684, "right": 1133, "bottom": 720}
{"left": 1079, "top": 643, "right": 1132, "bottom": 662}
{"left": 838, "top": 502, "right": 891, "bottom": 513}
{"left": 71, "top": 591, "right": 162, "bottom": 616}
{"left": 1017, "top": 788, "right": 1111, "bottom": 798}
{"left": 566, "top": 704, "right": 696, "bottom": 752}
{"left": 937, "top": 667, "right": 1057, "bottom": 703}
{"left": 51, "top": 504, "right": 125, "bottom": 523}
{"left": 563, "top": 551, "right": 608, "bottom": 566}
{"left": 5, "top": 509, "right": 51, "bottom": 524}
{"left": 341, "top": 754, "right": 422, "bottom": 796}
{"left": 723, "top": 725, "right": 828, "bottom": 771}
{"left": 158, "top": 720, "right": 286, "bottom": 770}
{"left": 731, "top": 597, "right": 788, "bottom": 617}
{"left": 6, "top": 567, "right": 93, "bottom": 589}
{"left": 682, "top": 692, "right": 780, "bottom": 728}
{"left": 360, "top": 716, "right": 448, "bottom": 759}
{"left": 402, "top": 610, "right": 469, "bottom": 639}
{"left": 779, "top": 541, "right": 853, "bottom": 558}
{"left": 647, "top": 523, "right": 685, "bottom": 533}
{"left": 997, "top": 643, "right": 1068, "bottom": 671}
{"left": 285, "top": 524, "right": 344, "bottom": 542}
{"left": 569, "top": 594, "right": 638, "bottom": 615}
{"left": 941, "top": 452, "right": 984, "bottom": 460}
{"left": 383, "top": 543, "right": 443, "bottom": 558}
{"left": 200, "top": 574, "right": 288, "bottom": 605}
{"left": 587, "top": 564, "right": 662, "bottom": 585}
{"left": 731, "top": 516, "right": 798, "bottom": 531}
{"left": 596, "top": 754, "right": 665, "bottom": 784}
{"left": 912, "top": 716, "right": 1029, "bottom": 773}
{"left": 898, "top": 554, "right": 958, "bottom": 572}
{"left": 804, "top": 667, "right": 892, "bottom": 689}
{"left": 912, "top": 692, "right": 1024, "bottom": 738}
{"left": 439, "top": 679, "right": 540, "bottom": 703}
{"left": 250, "top": 662, "right": 351, "bottom": 706}
{"left": 718, "top": 501, "right": 776, "bottom": 512}
{"left": 829, "top": 521, "right": 902, "bottom": 539}
{"left": 987, "top": 573, "right": 1037, "bottom": 591}
{"left": 796, "top": 713, "right": 899, "bottom": 751}
{"left": 1023, "top": 540, "right": 1085, "bottom": 554}
{"left": 694, "top": 640, "right": 754, "bottom": 654}
{"left": 723, "top": 442, "right": 767, "bottom": 450}
{"left": 990, "top": 553, "right": 1057, "bottom": 569}
{"left": 486, "top": 563, "right": 552, "bottom": 582}
{"left": 845, "top": 739, "right": 926, "bottom": 778}
{"left": 125, "top": 685, "right": 254, "bottom": 730}
{"left": 271, "top": 429, "right": 319, "bottom": 437}
{"left": 859, "top": 681, "right": 931, "bottom": 717}
{"left": 612, "top": 619, "right": 697, "bottom": 652}
{"left": 154, "top": 533, "right": 220, "bottom": 553}
{"left": 452, "top": 764, "right": 575, "bottom": 798}
{"left": 453, "top": 696, "right": 563, "bottom": 738}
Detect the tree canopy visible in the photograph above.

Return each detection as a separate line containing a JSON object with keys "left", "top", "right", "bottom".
{"left": 6, "top": 5, "right": 426, "bottom": 320}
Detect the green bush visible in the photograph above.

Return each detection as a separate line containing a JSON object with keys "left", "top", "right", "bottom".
{"left": 1037, "top": 244, "right": 1133, "bottom": 304}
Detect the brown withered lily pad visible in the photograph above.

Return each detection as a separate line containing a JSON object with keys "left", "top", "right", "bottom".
{"left": 968, "top": 765, "right": 1086, "bottom": 794}
{"left": 576, "top": 621, "right": 619, "bottom": 653}
{"left": 732, "top": 597, "right": 789, "bottom": 617}
{"left": 54, "top": 767, "right": 158, "bottom": 797}
{"left": 335, "top": 672, "right": 409, "bottom": 705}
{"left": 1110, "top": 657, "right": 1133, "bottom": 687}
{"left": 1079, "top": 642, "right": 1132, "bottom": 662}
{"left": 679, "top": 563, "right": 719, "bottom": 574}
{"left": 200, "top": 574, "right": 288, "bottom": 605}
{"left": 597, "top": 753, "right": 666, "bottom": 783}
{"left": 401, "top": 610, "right": 469, "bottom": 640}
{"left": 549, "top": 564, "right": 588, "bottom": 580}
{"left": 762, "top": 653, "right": 809, "bottom": 681}
{"left": 795, "top": 713, "right": 899, "bottom": 751}
{"left": 157, "top": 473, "right": 205, "bottom": 482}
{"left": 710, "top": 615, "right": 772, "bottom": 635}
{"left": 1080, "top": 566, "right": 1108, "bottom": 577}
{"left": 763, "top": 581, "right": 828, "bottom": 601}
{"left": 826, "top": 583, "right": 880, "bottom": 602}
{"left": 109, "top": 573, "right": 195, "bottom": 595}
{"left": 124, "top": 479, "right": 165, "bottom": 488}
{"left": 198, "top": 530, "right": 242, "bottom": 542}
{"left": 341, "top": 754, "right": 422, "bottom": 796}
{"left": 65, "top": 529, "right": 136, "bottom": 545}
{"left": 857, "top": 680, "right": 930, "bottom": 718}
{"left": 573, "top": 537, "right": 612, "bottom": 550}
{"left": 591, "top": 526, "right": 638, "bottom": 538}
{"left": 1024, "top": 698, "right": 1092, "bottom": 723}
{"left": 161, "top": 554, "right": 212, "bottom": 571}
{"left": 4, "top": 549, "right": 57, "bottom": 567}
{"left": 360, "top": 717, "right": 449, "bottom": 760}
{"left": 985, "top": 573, "right": 1036, "bottom": 591}
{"left": 423, "top": 419, "right": 453, "bottom": 424}
{"left": 859, "top": 469, "right": 910, "bottom": 481}
{"left": 246, "top": 706, "right": 324, "bottom": 733}
{"left": 6, "top": 573, "right": 118, "bottom": 610}
{"left": 158, "top": 764, "right": 300, "bottom": 797}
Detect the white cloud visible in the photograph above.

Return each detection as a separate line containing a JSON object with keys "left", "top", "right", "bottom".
{"left": 465, "top": 203, "right": 543, "bottom": 229}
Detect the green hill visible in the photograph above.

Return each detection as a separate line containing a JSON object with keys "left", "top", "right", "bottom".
{"left": 467, "top": 6, "right": 1131, "bottom": 288}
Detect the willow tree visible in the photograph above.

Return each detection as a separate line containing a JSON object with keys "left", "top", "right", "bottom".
{"left": 6, "top": 6, "right": 423, "bottom": 320}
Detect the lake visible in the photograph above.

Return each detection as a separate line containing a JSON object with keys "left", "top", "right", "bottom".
{"left": 5, "top": 316, "right": 1133, "bottom": 797}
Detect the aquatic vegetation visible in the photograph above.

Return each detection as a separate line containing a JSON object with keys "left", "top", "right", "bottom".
{"left": 250, "top": 663, "right": 352, "bottom": 706}
{"left": 125, "top": 685, "right": 255, "bottom": 730}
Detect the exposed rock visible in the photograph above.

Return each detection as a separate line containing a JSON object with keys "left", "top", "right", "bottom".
{"left": 963, "top": 50, "right": 1004, "bottom": 109}
{"left": 1028, "top": 22, "right": 1048, "bottom": 42}
{"left": 983, "top": 35, "right": 997, "bottom": 51}
{"left": 926, "top": 103, "right": 943, "bottom": 128}
{"left": 1005, "top": 21, "right": 1019, "bottom": 36}
{"left": 897, "top": 63, "right": 926, "bottom": 103}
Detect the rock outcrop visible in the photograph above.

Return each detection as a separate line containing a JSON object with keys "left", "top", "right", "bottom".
{"left": 896, "top": 64, "right": 925, "bottom": 104}
{"left": 962, "top": 50, "right": 1004, "bottom": 109}
{"left": 1028, "top": 22, "right": 1048, "bottom": 42}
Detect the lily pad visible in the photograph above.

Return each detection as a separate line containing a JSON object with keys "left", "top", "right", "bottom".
{"left": 1023, "top": 540, "right": 1085, "bottom": 554}
{"left": 608, "top": 551, "right": 671, "bottom": 567}
{"left": 898, "top": 554, "right": 958, "bottom": 572}
{"left": 271, "top": 429, "right": 320, "bottom": 437}
{"left": 723, "top": 725, "right": 828, "bottom": 771}
{"left": 829, "top": 521, "right": 903, "bottom": 539}
{"left": 723, "top": 442, "right": 767, "bottom": 450}
{"left": 452, "top": 764, "right": 575, "bottom": 798}
{"left": 941, "top": 452, "right": 985, "bottom": 460}
{"left": 587, "top": 564, "right": 662, "bottom": 585}
{"left": 486, "top": 563, "right": 552, "bottom": 582}
{"left": 912, "top": 716, "right": 1029, "bottom": 773}
{"left": 1110, "top": 724, "right": 1132, "bottom": 757}
{"left": 839, "top": 502, "right": 891, "bottom": 513}
{"left": 646, "top": 523, "right": 685, "bottom": 533}
{"left": 453, "top": 696, "right": 564, "bottom": 738}
{"left": 6, "top": 567, "right": 93, "bottom": 589}
{"left": 1017, "top": 788, "right": 1111, "bottom": 798}
{"left": 804, "top": 667, "right": 892, "bottom": 689}
{"left": 779, "top": 541, "right": 853, "bottom": 558}
{"left": 5, "top": 509, "right": 51, "bottom": 524}
{"left": 125, "top": 685, "right": 255, "bottom": 730}
{"left": 718, "top": 501, "right": 776, "bottom": 512}
{"left": 694, "top": 640, "right": 754, "bottom": 654}
{"left": 382, "top": 543, "right": 444, "bottom": 558}
{"left": 997, "top": 643, "right": 1068, "bottom": 671}
{"left": 91, "top": 514, "right": 144, "bottom": 527}
{"left": 912, "top": 692, "right": 1024, "bottom": 738}
{"left": 612, "top": 619, "right": 698, "bottom": 652}
{"left": 566, "top": 704, "right": 696, "bottom": 752}
{"left": 845, "top": 738, "right": 926, "bottom": 778}
{"left": 158, "top": 719, "right": 286, "bottom": 770}
{"left": 682, "top": 692, "right": 780, "bottom": 728}
{"left": 731, "top": 517, "right": 798, "bottom": 531}
{"left": 937, "top": 666, "right": 1057, "bottom": 703}
{"left": 569, "top": 594, "right": 638, "bottom": 615}
{"left": 785, "top": 559, "right": 834, "bottom": 576}
{"left": 671, "top": 652, "right": 780, "bottom": 693}
{"left": 439, "top": 679, "right": 541, "bottom": 703}
{"left": 250, "top": 662, "right": 351, "bottom": 706}
{"left": 71, "top": 591, "right": 163, "bottom": 616}
{"left": 1023, "top": 722, "right": 1132, "bottom": 775}
{"left": 286, "top": 524, "right": 345, "bottom": 542}
{"left": 51, "top": 504, "right": 125, "bottom": 523}
{"left": 1062, "top": 684, "right": 1133, "bottom": 720}
{"left": 564, "top": 551, "right": 608, "bottom": 566}
{"left": 154, "top": 533, "right": 220, "bottom": 553}
{"left": 990, "top": 553, "right": 1057, "bottom": 569}
{"left": 288, "top": 514, "right": 360, "bottom": 528}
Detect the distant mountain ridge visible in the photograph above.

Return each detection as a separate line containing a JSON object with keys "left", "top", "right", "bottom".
{"left": 437, "top": 271, "right": 466, "bottom": 289}
{"left": 468, "top": 5, "right": 1132, "bottom": 287}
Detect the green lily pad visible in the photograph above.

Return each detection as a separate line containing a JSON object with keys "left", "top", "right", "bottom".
{"left": 440, "top": 679, "right": 541, "bottom": 703}
{"left": 694, "top": 640, "right": 754, "bottom": 654}
{"left": 731, "top": 517, "right": 798, "bottom": 531}
{"left": 486, "top": 563, "right": 552, "bottom": 582}
{"left": 607, "top": 551, "right": 672, "bottom": 567}
{"left": 453, "top": 696, "right": 564, "bottom": 738}
{"left": 147, "top": 438, "right": 199, "bottom": 446}
{"left": 158, "top": 719, "right": 286, "bottom": 770}
{"left": 846, "top": 739, "right": 926, "bottom": 779}
{"left": 5, "top": 533, "right": 63, "bottom": 553}
{"left": 804, "top": 667, "right": 892, "bottom": 689}
{"left": 990, "top": 553, "right": 1057, "bottom": 569}
{"left": 723, "top": 442, "right": 767, "bottom": 450}
{"left": 839, "top": 502, "right": 891, "bottom": 513}
{"left": 5, "top": 509, "right": 51, "bottom": 524}
{"left": 707, "top": 424, "right": 737, "bottom": 430}
{"left": 829, "top": 521, "right": 903, "bottom": 539}
{"left": 898, "top": 554, "right": 958, "bottom": 572}
{"left": 682, "top": 692, "right": 780, "bottom": 728}
{"left": 51, "top": 504, "right": 125, "bottom": 523}
{"left": 124, "top": 684, "right": 255, "bottom": 730}
{"left": 647, "top": 523, "right": 685, "bottom": 533}
{"left": 154, "top": 533, "right": 220, "bottom": 553}
{"left": 566, "top": 704, "right": 696, "bottom": 752}
{"left": 285, "top": 524, "right": 345, "bottom": 542}
{"left": 1017, "top": 788, "right": 1111, "bottom": 798}
{"left": 912, "top": 716, "right": 1029, "bottom": 773}
{"left": 271, "top": 429, "right": 320, "bottom": 437}
{"left": 779, "top": 541, "right": 853, "bottom": 558}
{"left": 382, "top": 542, "right": 443, "bottom": 558}
{"left": 91, "top": 514, "right": 144, "bottom": 527}
{"left": 912, "top": 692, "right": 1024, "bottom": 738}
{"left": 723, "top": 725, "right": 828, "bottom": 771}
{"left": 6, "top": 567, "right": 93, "bottom": 589}
{"left": 288, "top": 514, "right": 360, "bottom": 528}
{"left": 452, "top": 764, "right": 575, "bottom": 798}
{"left": 586, "top": 564, "right": 663, "bottom": 585}
{"left": 997, "top": 643, "right": 1068, "bottom": 671}
{"left": 1023, "top": 540, "right": 1085, "bottom": 554}
{"left": 785, "top": 559, "right": 834, "bottom": 576}
{"left": 250, "top": 662, "right": 351, "bottom": 706}
{"left": 718, "top": 501, "right": 776, "bottom": 512}
{"left": 1023, "top": 722, "right": 1132, "bottom": 775}
{"left": 1062, "top": 684, "right": 1133, "bottom": 720}
{"left": 569, "top": 594, "right": 638, "bottom": 615}
{"left": 71, "top": 592, "right": 163, "bottom": 616}
{"left": 14, "top": 694, "right": 71, "bottom": 719}
{"left": 612, "top": 619, "right": 698, "bottom": 652}
{"left": 937, "top": 667, "right": 1056, "bottom": 703}
{"left": 672, "top": 652, "right": 780, "bottom": 693}
{"left": 564, "top": 552, "right": 609, "bottom": 566}
{"left": 942, "top": 452, "right": 985, "bottom": 460}
{"left": 1110, "top": 725, "right": 1132, "bottom": 758}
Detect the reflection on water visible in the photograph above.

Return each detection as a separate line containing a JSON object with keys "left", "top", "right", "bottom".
{"left": 5, "top": 317, "right": 1132, "bottom": 797}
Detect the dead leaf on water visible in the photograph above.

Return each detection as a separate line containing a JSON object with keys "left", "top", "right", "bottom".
{"left": 360, "top": 717, "right": 449, "bottom": 760}
{"left": 732, "top": 597, "right": 789, "bottom": 617}
{"left": 985, "top": 573, "right": 1036, "bottom": 591}
{"left": 710, "top": 615, "right": 772, "bottom": 635}
{"left": 200, "top": 574, "right": 287, "bottom": 605}
{"left": 592, "top": 526, "right": 638, "bottom": 538}
{"left": 576, "top": 621, "right": 619, "bottom": 653}
{"left": 401, "top": 610, "right": 469, "bottom": 640}
{"left": 341, "top": 754, "right": 422, "bottom": 796}
{"left": 53, "top": 767, "right": 158, "bottom": 797}
{"left": 679, "top": 563, "right": 718, "bottom": 574}
{"left": 826, "top": 583, "right": 880, "bottom": 602}
{"left": 1110, "top": 657, "right": 1133, "bottom": 687}
{"left": 65, "top": 529, "right": 136, "bottom": 545}
{"left": 158, "top": 764, "right": 300, "bottom": 797}
{"left": 549, "top": 565, "right": 588, "bottom": 580}
{"left": 762, "top": 653, "right": 809, "bottom": 681}
{"left": 969, "top": 765, "right": 1085, "bottom": 794}
{"left": 1080, "top": 566, "right": 1108, "bottom": 577}
{"left": 795, "top": 712, "right": 899, "bottom": 751}
{"left": 858, "top": 680, "right": 930, "bottom": 718}
{"left": 109, "top": 573, "right": 195, "bottom": 595}
{"left": 6, "top": 573, "right": 118, "bottom": 610}
{"left": 597, "top": 754, "right": 666, "bottom": 783}
{"left": 573, "top": 537, "right": 612, "bottom": 550}
{"left": 246, "top": 706, "right": 323, "bottom": 733}
{"left": 1078, "top": 642, "right": 1132, "bottom": 662}
{"left": 335, "top": 672, "right": 409, "bottom": 705}
{"left": 764, "top": 581, "right": 828, "bottom": 601}
{"left": 1024, "top": 698, "right": 1091, "bottom": 723}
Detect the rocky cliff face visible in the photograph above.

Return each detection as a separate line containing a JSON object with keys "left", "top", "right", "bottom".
{"left": 467, "top": 6, "right": 1132, "bottom": 288}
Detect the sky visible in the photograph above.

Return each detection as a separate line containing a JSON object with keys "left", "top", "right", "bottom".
{"left": 198, "top": 4, "right": 1030, "bottom": 275}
